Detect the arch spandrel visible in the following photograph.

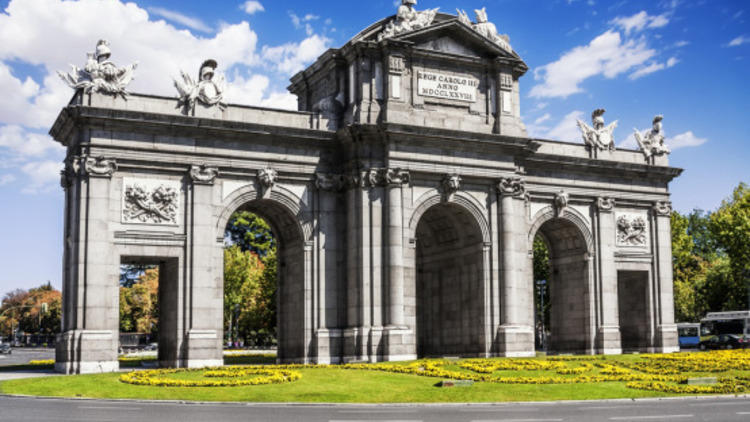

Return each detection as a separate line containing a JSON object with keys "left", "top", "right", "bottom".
{"left": 216, "top": 183, "right": 313, "bottom": 243}
{"left": 527, "top": 205, "right": 594, "bottom": 256}
{"left": 408, "top": 189, "right": 491, "bottom": 245}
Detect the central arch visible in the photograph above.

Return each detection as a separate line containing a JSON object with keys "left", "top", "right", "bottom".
{"left": 410, "top": 197, "right": 488, "bottom": 358}
{"left": 217, "top": 185, "right": 312, "bottom": 362}
{"left": 529, "top": 208, "right": 595, "bottom": 354}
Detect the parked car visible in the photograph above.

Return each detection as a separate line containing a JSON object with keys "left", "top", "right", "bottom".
{"left": 699, "top": 334, "right": 748, "bottom": 350}
{"left": 0, "top": 343, "right": 11, "bottom": 354}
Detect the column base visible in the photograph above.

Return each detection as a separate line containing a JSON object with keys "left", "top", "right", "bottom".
{"left": 655, "top": 324, "right": 679, "bottom": 353}
{"left": 313, "top": 328, "right": 343, "bottom": 364}
{"left": 55, "top": 330, "right": 119, "bottom": 374}
{"left": 596, "top": 325, "right": 622, "bottom": 355}
{"left": 496, "top": 325, "right": 535, "bottom": 357}
{"left": 381, "top": 326, "right": 417, "bottom": 361}
{"left": 342, "top": 327, "right": 368, "bottom": 362}
{"left": 184, "top": 329, "right": 222, "bottom": 367}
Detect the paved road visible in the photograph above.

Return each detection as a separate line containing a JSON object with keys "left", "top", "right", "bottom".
{"left": 0, "top": 395, "right": 748, "bottom": 422}
{"left": 0, "top": 348, "right": 54, "bottom": 366}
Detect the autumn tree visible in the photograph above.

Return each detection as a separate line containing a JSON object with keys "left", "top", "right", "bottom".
{"left": 119, "top": 268, "right": 159, "bottom": 334}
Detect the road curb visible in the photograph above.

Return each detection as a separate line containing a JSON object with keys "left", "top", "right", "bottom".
{"left": 1, "top": 393, "right": 749, "bottom": 407}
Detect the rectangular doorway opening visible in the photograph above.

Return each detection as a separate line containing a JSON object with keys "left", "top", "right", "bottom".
{"left": 119, "top": 257, "right": 179, "bottom": 367}
{"left": 617, "top": 270, "right": 650, "bottom": 351}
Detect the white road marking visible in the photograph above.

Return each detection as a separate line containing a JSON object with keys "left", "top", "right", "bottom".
{"left": 737, "top": 412, "right": 750, "bottom": 415}
{"left": 464, "top": 408, "right": 539, "bottom": 412}
{"left": 470, "top": 419, "right": 563, "bottom": 422}
{"left": 580, "top": 406, "right": 632, "bottom": 410}
{"left": 330, "top": 420, "right": 422, "bottom": 422}
{"left": 690, "top": 402, "right": 750, "bottom": 407}
{"left": 78, "top": 407, "right": 142, "bottom": 411}
{"left": 609, "top": 415, "right": 693, "bottom": 420}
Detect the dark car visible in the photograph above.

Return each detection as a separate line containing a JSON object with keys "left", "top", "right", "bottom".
{"left": 0, "top": 343, "right": 10, "bottom": 354}
{"left": 699, "top": 334, "right": 747, "bottom": 350}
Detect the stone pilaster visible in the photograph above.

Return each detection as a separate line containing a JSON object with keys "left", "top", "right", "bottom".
{"left": 185, "top": 164, "right": 223, "bottom": 368}
{"left": 495, "top": 177, "right": 535, "bottom": 357}
{"left": 594, "top": 197, "right": 622, "bottom": 354}
{"left": 652, "top": 201, "right": 679, "bottom": 353}
{"left": 56, "top": 156, "right": 119, "bottom": 374}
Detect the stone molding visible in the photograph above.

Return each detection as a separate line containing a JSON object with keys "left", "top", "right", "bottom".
{"left": 189, "top": 164, "right": 219, "bottom": 185}
{"left": 84, "top": 156, "right": 117, "bottom": 178}
{"left": 653, "top": 201, "right": 672, "bottom": 216}
{"left": 385, "top": 168, "right": 410, "bottom": 187}
{"left": 60, "top": 155, "right": 81, "bottom": 188}
{"left": 497, "top": 177, "right": 526, "bottom": 198}
{"left": 596, "top": 196, "right": 615, "bottom": 213}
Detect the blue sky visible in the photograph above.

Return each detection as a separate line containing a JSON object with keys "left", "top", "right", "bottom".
{"left": 0, "top": 0, "right": 747, "bottom": 295}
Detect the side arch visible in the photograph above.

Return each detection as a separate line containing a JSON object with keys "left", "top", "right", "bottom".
{"left": 408, "top": 189, "right": 491, "bottom": 245}
{"left": 216, "top": 183, "right": 313, "bottom": 243}
{"left": 527, "top": 205, "right": 594, "bottom": 256}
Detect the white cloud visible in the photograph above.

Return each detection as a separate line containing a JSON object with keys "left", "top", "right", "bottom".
{"left": 610, "top": 11, "right": 670, "bottom": 35}
{"left": 668, "top": 131, "right": 707, "bottom": 150}
{"left": 728, "top": 35, "right": 750, "bottom": 47}
{"left": 530, "top": 30, "right": 656, "bottom": 98}
{"left": 147, "top": 7, "right": 212, "bottom": 33}
{"left": 629, "top": 56, "right": 678, "bottom": 80}
{"left": 527, "top": 111, "right": 586, "bottom": 142}
{"left": 262, "top": 34, "right": 330, "bottom": 75}
{"left": 0, "top": 174, "right": 15, "bottom": 186}
{"left": 534, "top": 113, "right": 551, "bottom": 125}
{"left": 20, "top": 160, "right": 63, "bottom": 194}
{"left": 545, "top": 111, "right": 586, "bottom": 142}
{"left": 673, "top": 40, "right": 690, "bottom": 48}
{"left": 289, "top": 12, "right": 320, "bottom": 30}
{"left": 0, "top": 0, "right": 332, "bottom": 193}
{"left": 242, "top": 1, "right": 265, "bottom": 15}
{"left": 0, "top": 125, "right": 63, "bottom": 159}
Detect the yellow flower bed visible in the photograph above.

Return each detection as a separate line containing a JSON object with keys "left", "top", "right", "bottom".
{"left": 28, "top": 359, "right": 55, "bottom": 366}
{"left": 116, "top": 350, "right": 750, "bottom": 393}
{"left": 120, "top": 366, "right": 301, "bottom": 387}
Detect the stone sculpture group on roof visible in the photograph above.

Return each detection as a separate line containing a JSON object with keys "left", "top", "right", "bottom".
{"left": 56, "top": 8, "right": 671, "bottom": 163}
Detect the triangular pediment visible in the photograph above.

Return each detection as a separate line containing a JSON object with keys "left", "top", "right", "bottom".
{"left": 395, "top": 20, "right": 520, "bottom": 61}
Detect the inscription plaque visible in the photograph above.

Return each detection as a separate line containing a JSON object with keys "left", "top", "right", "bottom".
{"left": 417, "top": 71, "right": 478, "bottom": 103}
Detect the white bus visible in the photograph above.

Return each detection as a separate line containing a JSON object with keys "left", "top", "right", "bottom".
{"left": 700, "top": 311, "right": 750, "bottom": 341}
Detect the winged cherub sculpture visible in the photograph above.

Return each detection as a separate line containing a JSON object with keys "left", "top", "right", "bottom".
{"left": 58, "top": 40, "right": 138, "bottom": 99}
{"left": 577, "top": 108, "right": 618, "bottom": 151}
{"left": 174, "top": 59, "right": 227, "bottom": 110}
{"left": 633, "top": 115, "right": 670, "bottom": 159}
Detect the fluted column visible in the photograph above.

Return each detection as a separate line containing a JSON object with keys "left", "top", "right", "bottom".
{"left": 495, "top": 177, "right": 535, "bottom": 357}
{"left": 387, "top": 169, "right": 409, "bottom": 327}
{"left": 595, "top": 197, "right": 622, "bottom": 354}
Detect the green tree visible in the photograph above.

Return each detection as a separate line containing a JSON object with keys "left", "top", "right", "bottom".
{"left": 226, "top": 211, "right": 276, "bottom": 257}
{"left": 119, "top": 268, "right": 159, "bottom": 334}
{"left": 532, "top": 236, "right": 550, "bottom": 347}
{"left": 0, "top": 283, "right": 61, "bottom": 339}
{"left": 709, "top": 182, "right": 750, "bottom": 309}
{"left": 223, "top": 245, "right": 264, "bottom": 344}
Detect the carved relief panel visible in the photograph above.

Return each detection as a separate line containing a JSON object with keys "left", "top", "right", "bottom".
{"left": 122, "top": 178, "right": 182, "bottom": 225}
{"left": 615, "top": 212, "right": 649, "bottom": 247}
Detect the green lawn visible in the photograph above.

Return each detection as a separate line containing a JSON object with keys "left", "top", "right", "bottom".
{"left": 1, "top": 352, "right": 748, "bottom": 403}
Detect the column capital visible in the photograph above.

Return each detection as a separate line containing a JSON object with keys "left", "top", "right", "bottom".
{"left": 385, "top": 168, "right": 410, "bottom": 187}
{"left": 497, "top": 177, "right": 526, "bottom": 198}
{"left": 653, "top": 200, "right": 673, "bottom": 216}
{"left": 315, "top": 173, "right": 345, "bottom": 191}
{"left": 596, "top": 196, "right": 615, "bottom": 213}
{"left": 190, "top": 164, "right": 219, "bottom": 185}
{"left": 83, "top": 155, "right": 117, "bottom": 179}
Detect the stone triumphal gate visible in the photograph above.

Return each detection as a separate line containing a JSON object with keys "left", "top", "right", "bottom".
{"left": 52, "top": 4, "right": 682, "bottom": 374}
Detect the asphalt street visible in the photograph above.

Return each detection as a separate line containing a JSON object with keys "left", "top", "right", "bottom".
{"left": 0, "top": 348, "right": 55, "bottom": 366}
{"left": 0, "top": 395, "right": 749, "bottom": 422}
